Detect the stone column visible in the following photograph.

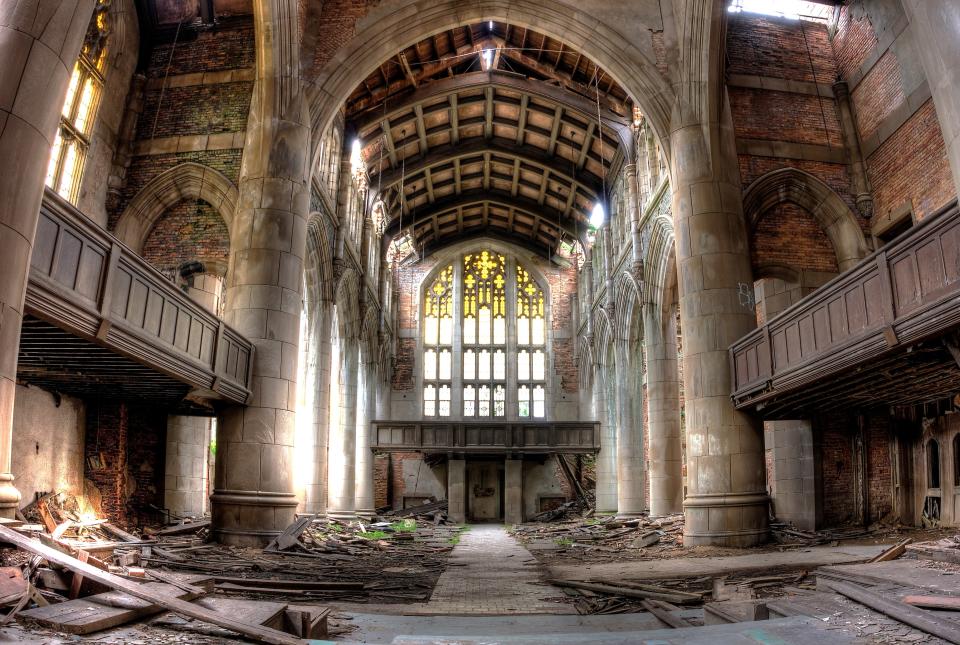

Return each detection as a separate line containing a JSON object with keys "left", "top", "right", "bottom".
{"left": 327, "top": 339, "right": 358, "bottom": 519}
{"left": 902, "top": 1, "right": 960, "bottom": 199}
{"left": 832, "top": 82, "right": 873, "bottom": 219}
{"left": 505, "top": 458, "right": 523, "bottom": 524}
{"left": 670, "top": 91, "right": 768, "bottom": 547}
{"left": 0, "top": 1, "right": 96, "bottom": 517}
{"left": 594, "top": 361, "right": 618, "bottom": 513}
{"left": 164, "top": 416, "right": 211, "bottom": 517}
{"left": 354, "top": 358, "right": 376, "bottom": 518}
{"left": 615, "top": 341, "right": 645, "bottom": 517}
{"left": 210, "top": 0, "right": 310, "bottom": 545}
{"left": 447, "top": 458, "right": 466, "bottom": 523}
{"left": 769, "top": 420, "right": 819, "bottom": 531}
{"left": 645, "top": 305, "right": 683, "bottom": 516}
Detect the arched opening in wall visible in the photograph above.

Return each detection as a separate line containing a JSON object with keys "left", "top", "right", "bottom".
{"left": 928, "top": 439, "right": 942, "bottom": 489}
{"left": 750, "top": 201, "right": 840, "bottom": 324}
{"left": 141, "top": 198, "right": 230, "bottom": 315}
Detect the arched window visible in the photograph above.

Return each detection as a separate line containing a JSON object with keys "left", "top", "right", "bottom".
{"left": 46, "top": 0, "right": 110, "bottom": 203}
{"left": 927, "top": 438, "right": 941, "bottom": 489}
{"left": 422, "top": 250, "right": 547, "bottom": 419}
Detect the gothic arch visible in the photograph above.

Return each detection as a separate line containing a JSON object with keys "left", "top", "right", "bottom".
{"left": 305, "top": 213, "right": 335, "bottom": 313}
{"left": 613, "top": 270, "right": 642, "bottom": 346}
{"left": 643, "top": 206, "right": 676, "bottom": 320}
{"left": 333, "top": 267, "right": 362, "bottom": 341}
{"left": 305, "top": 0, "right": 677, "bottom": 171}
{"left": 743, "top": 168, "right": 870, "bottom": 272}
{"left": 114, "top": 162, "right": 238, "bottom": 254}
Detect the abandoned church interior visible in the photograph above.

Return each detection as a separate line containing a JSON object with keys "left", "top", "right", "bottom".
{"left": 2, "top": 0, "right": 960, "bottom": 642}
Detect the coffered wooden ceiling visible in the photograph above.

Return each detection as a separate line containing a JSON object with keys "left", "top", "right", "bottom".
{"left": 346, "top": 22, "right": 634, "bottom": 258}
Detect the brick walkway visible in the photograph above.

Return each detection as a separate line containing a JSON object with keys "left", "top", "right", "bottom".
{"left": 414, "top": 524, "right": 573, "bottom": 615}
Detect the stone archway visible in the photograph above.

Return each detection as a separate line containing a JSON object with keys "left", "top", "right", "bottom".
{"left": 743, "top": 168, "right": 870, "bottom": 272}
{"left": 304, "top": 0, "right": 677, "bottom": 169}
{"left": 114, "top": 162, "right": 238, "bottom": 254}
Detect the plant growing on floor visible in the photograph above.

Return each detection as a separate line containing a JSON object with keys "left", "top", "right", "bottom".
{"left": 391, "top": 518, "right": 418, "bottom": 532}
{"left": 555, "top": 537, "right": 573, "bottom": 547}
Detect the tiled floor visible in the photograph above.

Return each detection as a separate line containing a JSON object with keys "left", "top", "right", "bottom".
{"left": 412, "top": 524, "right": 573, "bottom": 615}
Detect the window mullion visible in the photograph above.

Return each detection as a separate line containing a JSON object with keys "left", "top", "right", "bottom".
{"left": 506, "top": 256, "right": 518, "bottom": 420}
{"left": 451, "top": 258, "right": 463, "bottom": 418}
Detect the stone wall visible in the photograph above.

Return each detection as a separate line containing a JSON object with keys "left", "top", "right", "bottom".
{"left": 11, "top": 386, "right": 86, "bottom": 509}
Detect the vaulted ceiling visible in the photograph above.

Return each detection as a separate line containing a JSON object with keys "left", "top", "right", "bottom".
{"left": 347, "top": 22, "right": 634, "bottom": 259}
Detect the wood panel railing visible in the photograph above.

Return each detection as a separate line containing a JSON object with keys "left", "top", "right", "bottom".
{"left": 730, "top": 199, "right": 960, "bottom": 410}
{"left": 25, "top": 189, "right": 253, "bottom": 404}
{"left": 371, "top": 420, "right": 600, "bottom": 453}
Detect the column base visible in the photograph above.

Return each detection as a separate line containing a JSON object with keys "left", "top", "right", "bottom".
{"left": 683, "top": 492, "right": 769, "bottom": 547}
{"left": 0, "top": 474, "right": 20, "bottom": 519}
{"left": 326, "top": 510, "right": 358, "bottom": 522}
{"left": 354, "top": 508, "right": 376, "bottom": 520}
{"left": 211, "top": 489, "right": 298, "bottom": 547}
{"left": 615, "top": 511, "right": 646, "bottom": 519}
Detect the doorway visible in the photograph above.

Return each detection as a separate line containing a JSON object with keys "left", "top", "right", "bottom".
{"left": 466, "top": 460, "right": 504, "bottom": 521}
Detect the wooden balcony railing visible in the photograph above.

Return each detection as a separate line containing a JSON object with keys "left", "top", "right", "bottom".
{"left": 371, "top": 420, "right": 600, "bottom": 454}
{"left": 730, "top": 199, "right": 960, "bottom": 413}
{"left": 25, "top": 189, "right": 253, "bottom": 404}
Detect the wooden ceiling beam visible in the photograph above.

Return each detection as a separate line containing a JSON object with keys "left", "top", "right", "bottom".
{"left": 515, "top": 94, "right": 529, "bottom": 146}
{"left": 576, "top": 120, "right": 597, "bottom": 170}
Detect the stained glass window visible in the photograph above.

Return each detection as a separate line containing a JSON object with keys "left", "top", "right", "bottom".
{"left": 516, "top": 264, "right": 546, "bottom": 417}
{"left": 421, "top": 250, "right": 548, "bottom": 419}
{"left": 47, "top": 0, "right": 110, "bottom": 204}
{"left": 422, "top": 264, "right": 453, "bottom": 416}
{"left": 462, "top": 251, "right": 506, "bottom": 417}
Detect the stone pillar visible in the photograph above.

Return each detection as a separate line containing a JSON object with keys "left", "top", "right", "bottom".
{"left": 210, "top": 1, "right": 310, "bottom": 545}
{"left": 832, "top": 82, "right": 873, "bottom": 219}
{"left": 164, "top": 416, "right": 211, "bottom": 518}
{"left": 327, "top": 339, "right": 358, "bottom": 519}
{"left": 594, "top": 361, "right": 618, "bottom": 513}
{"left": 645, "top": 305, "right": 683, "bottom": 516}
{"left": 305, "top": 306, "right": 332, "bottom": 514}
{"left": 505, "top": 458, "right": 523, "bottom": 524}
{"left": 670, "top": 92, "right": 768, "bottom": 546}
{"left": 0, "top": 0, "right": 96, "bottom": 518}
{"left": 354, "top": 359, "right": 376, "bottom": 518}
{"left": 902, "top": 1, "right": 960, "bottom": 199}
{"left": 447, "top": 458, "right": 466, "bottom": 523}
{"left": 615, "top": 342, "right": 645, "bottom": 517}
{"left": 769, "top": 420, "right": 819, "bottom": 531}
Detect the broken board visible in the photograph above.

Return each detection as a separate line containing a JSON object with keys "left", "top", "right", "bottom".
{"left": 18, "top": 580, "right": 204, "bottom": 634}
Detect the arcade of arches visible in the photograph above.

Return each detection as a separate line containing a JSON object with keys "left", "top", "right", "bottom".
{"left": 3, "top": 0, "right": 960, "bottom": 638}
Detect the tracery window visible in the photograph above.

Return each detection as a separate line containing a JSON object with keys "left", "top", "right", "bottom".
{"left": 422, "top": 250, "right": 547, "bottom": 419}
{"left": 46, "top": 0, "right": 110, "bottom": 203}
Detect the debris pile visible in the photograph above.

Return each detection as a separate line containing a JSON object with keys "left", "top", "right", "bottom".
{"left": 511, "top": 513, "right": 684, "bottom": 556}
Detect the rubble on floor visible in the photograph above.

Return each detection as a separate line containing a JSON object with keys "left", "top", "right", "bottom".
{"left": 0, "top": 495, "right": 464, "bottom": 643}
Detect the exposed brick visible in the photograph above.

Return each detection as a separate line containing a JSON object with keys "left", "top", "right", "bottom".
{"left": 866, "top": 99, "right": 955, "bottom": 221}
{"left": 141, "top": 200, "right": 230, "bottom": 274}
{"left": 851, "top": 51, "right": 905, "bottom": 143}
{"left": 831, "top": 4, "right": 879, "bottom": 82}
{"left": 750, "top": 202, "right": 840, "bottom": 275}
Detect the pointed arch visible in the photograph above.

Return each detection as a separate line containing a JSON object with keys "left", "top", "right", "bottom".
{"left": 333, "top": 268, "right": 362, "bottom": 341}
{"left": 305, "top": 213, "right": 335, "bottom": 314}
{"left": 114, "top": 162, "right": 238, "bottom": 254}
{"left": 743, "top": 168, "right": 870, "bottom": 272}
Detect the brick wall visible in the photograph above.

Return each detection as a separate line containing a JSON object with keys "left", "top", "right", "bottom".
{"left": 866, "top": 99, "right": 955, "bottom": 221}
{"left": 866, "top": 413, "right": 893, "bottom": 522}
{"left": 750, "top": 202, "right": 840, "bottom": 274}
{"left": 830, "top": 3, "right": 955, "bottom": 222}
{"left": 84, "top": 401, "right": 167, "bottom": 529}
{"left": 727, "top": 14, "right": 860, "bottom": 236}
{"left": 142, "top": 200, "right": 230, "bottom": 274}
{"left": 818, "top": 414, "right": 857, "bottom": 527}
{"left": 136, "top": 82, "right": 253, "bottom": 141}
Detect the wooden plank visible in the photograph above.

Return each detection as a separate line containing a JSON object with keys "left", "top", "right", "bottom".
{"left": 269, "top": 515, "right": 313, "bottom": 552}
{"left": 640, "top": 599, "right": 691, "bottom": 628}
{"left": 154, "top": 519, "right": 210, "bottom": 536}
{"left": 213, "top": 576, "right": 363, "bottom": 591}
{"left": 903, "top": 595, "right": 960, "bottom": 611}
{"left": 18, "top": 581, "right": 202, "bottom": 634}
{"left": 868, "top": 538, "right": 912, "bottom": 563}
{"left": 548, "top": 579, "right": 695, "bottom": 605}
{"left": 822, "top": 579, "right": 960, "bottom": 644}
{"left": 0, "top": 526, "right": 304, "bottom": 645}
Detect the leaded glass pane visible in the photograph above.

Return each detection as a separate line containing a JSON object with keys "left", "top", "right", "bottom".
{"left": 438, "top": 349, "right": 451, "bottom": 380}
{"left": 478, "top": 385, "right": 491, "bottom": 416}
{"left": 518, "top": 385, "right": 530, "bottom": 417}
{"left": 518, "top": 350, "right": 529, "bottom": 380}
{"left": 494, "top": 385, "right": 505, "bottom": 417}
{"left": 463, "top": 316, "right": 476, "bottom": 344}
{"left": 532, "top": 351, "right": 545, "bottom": 380}
{"left": 493, "top": 317, "right": 505, "bottom": 344}
{"left": 493, "top": 350, "right": 505, "bottom": 380}
{"left": 424, "top": 317, "right": 438, "bottom": 345}
{"left": 533, "top": 385, "right": 545, "bottom": 418}
{"left": 463, "top": 350, "right": 475, "bottom": 379}
{"left": 439, "top": 385, "right": 451, "bottom": 417}
{"left": 531, "top": 317, "right": 545, "bottom": 345}
{"left": 478, "top": 350, "right": 490, "bottom": 380}
{"left": 439, "top": 317, "right": 453, "bottom": 345}
{"left": 517, "top": 317, "right": 529, "bottom": 345}
{"left": 478, "top": 308, "right": 491, "bottom": 344}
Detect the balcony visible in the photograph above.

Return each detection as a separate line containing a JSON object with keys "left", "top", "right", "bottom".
{"left": 371, "top": 420, "right": 600, "bottom": 455}
{"left": 18, "top": 190, "right": 253, "bottom": 407}
{"left": 730, "top": 200, "right": 960, "bottom": 418}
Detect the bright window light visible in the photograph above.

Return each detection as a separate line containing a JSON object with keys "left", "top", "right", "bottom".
{"left": 589, "top": 202, "right": 606, "bottom": 229}
{"left": 482, "top": 48, "right": 494, "bottom": 70}
{"left": 728, "top": 0, "right": 831, "bottom": 21}
{"left": 488, "top": 20, "right": 494, "bottom": 30}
